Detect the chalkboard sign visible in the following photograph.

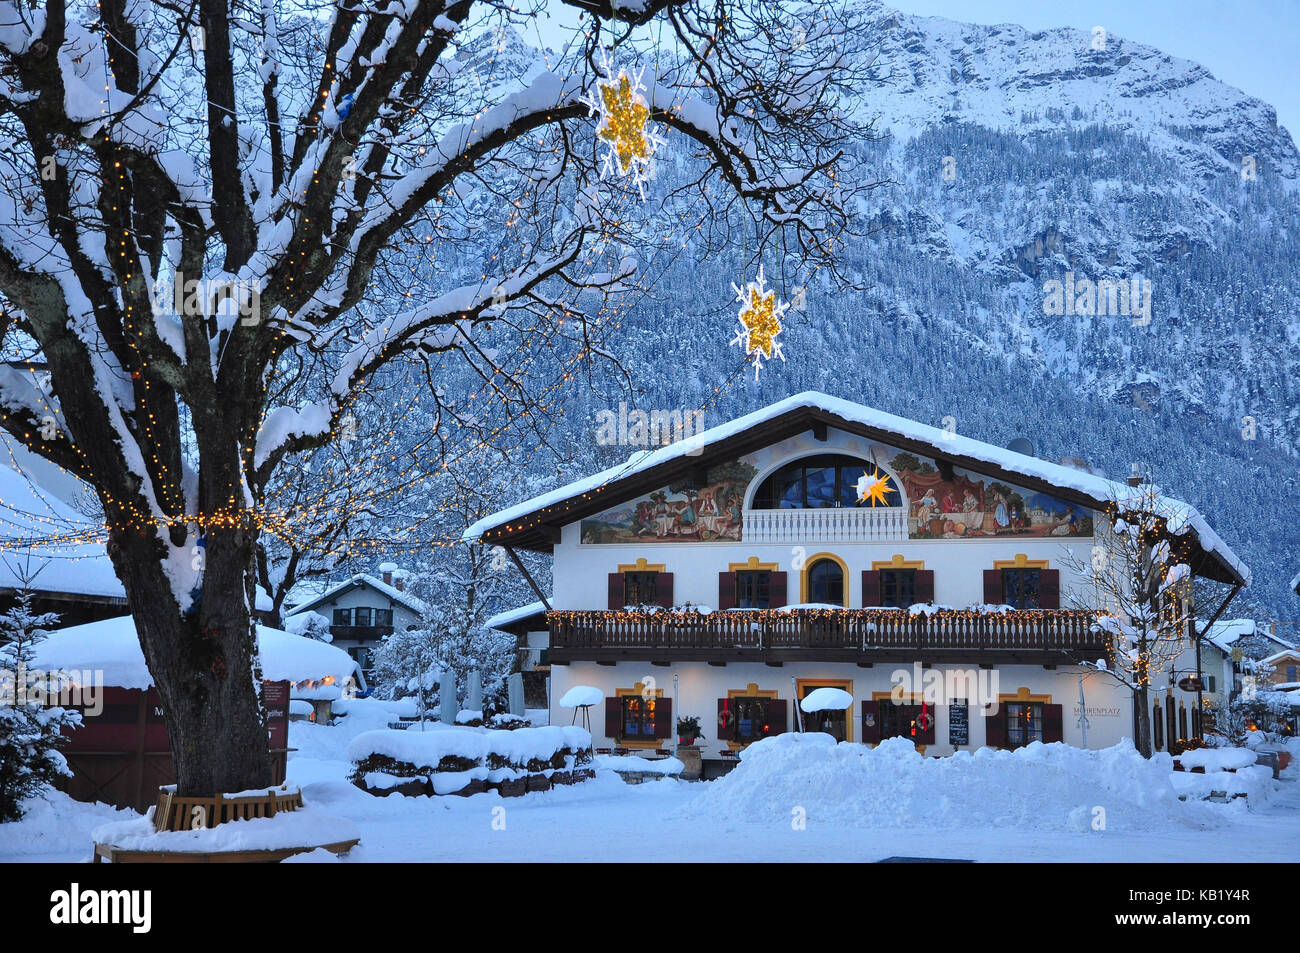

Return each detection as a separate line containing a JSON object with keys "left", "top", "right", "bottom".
{"left": 948, "top": 702, "right": 969, "bottom": 747}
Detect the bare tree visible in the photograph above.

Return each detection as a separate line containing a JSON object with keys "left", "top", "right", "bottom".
{"left": 0, "top": 0, "right": 880, "bottom": 794}
{"left": 1061, "top": 483, "right": 1196, "bottom": 757}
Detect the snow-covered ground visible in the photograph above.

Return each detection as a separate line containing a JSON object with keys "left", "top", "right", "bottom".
{"left": 3, "top": 700, "right": 1297, "bottom": 863}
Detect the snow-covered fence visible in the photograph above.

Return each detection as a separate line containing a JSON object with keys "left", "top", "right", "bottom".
{"left": 348, "top": 725, "right": 593, "bottom": 797}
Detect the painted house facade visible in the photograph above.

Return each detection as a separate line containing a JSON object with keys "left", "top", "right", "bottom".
{"left": 469, "top": 393, "right": 1249, "bottom": 760}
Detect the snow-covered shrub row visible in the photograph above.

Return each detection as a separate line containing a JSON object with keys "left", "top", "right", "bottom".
{"left": 346, "top": 725, "right": 592, "bottom": 795}
{"left": 679, "top": 734, "right": 1236, "bottom": 832}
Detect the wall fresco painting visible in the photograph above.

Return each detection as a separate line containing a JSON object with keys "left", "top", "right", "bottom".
{"left": 579, "top": 461, "right": 757, "bottom": 543}
{"left": 887, "top": 452, "right": 1093, "bottom": 539}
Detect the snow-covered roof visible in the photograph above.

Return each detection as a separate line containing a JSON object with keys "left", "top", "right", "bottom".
{"left": 32, "top": 615, "right": 360, "bottom": 689}
{"left": 0, "top": 462, "right": 124, "bottom": 600}
{"left": 484, "top": 600, "right": 548, "bottom": 632}
{"left": 286, "top": 573, "right": 428, "bottom": 618}
{"left": 1200, "top": 619, "right": 1256, "bottom": 655}
{"left": 464, "top": 391, "right": 1248, "bottom": 584}
{"left": 1262, "top": 648, "right": 1300, "bottom": 665}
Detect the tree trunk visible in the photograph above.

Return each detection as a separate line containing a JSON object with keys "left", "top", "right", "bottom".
{"left": 110, "top": 524, "right": 272, "bottom": 796}
{"left": 1133, "top": 685, "right": 1152, "bottom": 758}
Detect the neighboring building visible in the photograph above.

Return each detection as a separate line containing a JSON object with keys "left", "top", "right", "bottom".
{"left": 467, "top": 392, "right": 1248, "bottom": 761}
{"left": 1261, "top": 648, "right": 1300, "bottom": 688}
{"left": 285, "top": 563, "right": 426, "bottom": 678}
{"left": 34, "top": 615, "right": 361, "bottom": 810}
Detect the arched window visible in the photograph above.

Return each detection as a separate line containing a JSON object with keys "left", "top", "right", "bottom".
{"left": 752, "top": 454, "right": 901, "bottom": 509}
{"left": 806, "top": 558, "right": 844, "bottom": 606}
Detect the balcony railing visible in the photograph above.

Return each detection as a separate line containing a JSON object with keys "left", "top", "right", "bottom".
{"left": 547, "top": 608, "right": 1103, "bottom": 661}
{"left": 742, "top": 507, "right": 908, "bottom": 543}
{"left": 329, "top": 624, "right": 394, "bottom": 641}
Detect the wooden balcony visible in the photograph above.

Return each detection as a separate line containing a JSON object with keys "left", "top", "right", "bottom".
{"left": 547, "top": 608, "right": 1105, "bottom": 665}
{"left": 742, "top": 507, "right": 908, "bottom": 543}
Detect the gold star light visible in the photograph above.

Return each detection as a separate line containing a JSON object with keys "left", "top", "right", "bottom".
{"left": 856, "top": 468, "right": 893, "bottom": 507}
{"left": 730, "top": 266, "right": 789, "bottom": 380}
{"left": 580, "top": 51, "right": 666, "bottom": 200}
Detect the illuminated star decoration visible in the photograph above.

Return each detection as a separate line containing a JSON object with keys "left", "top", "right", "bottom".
{"left": 730, "top": 265, "right": 788, "bottom": 380}
{"left": 579, "top": 50, "right": 666, "bottom": 200}
{"left": 856, "top": 467, "right": 893, "bottom": 507}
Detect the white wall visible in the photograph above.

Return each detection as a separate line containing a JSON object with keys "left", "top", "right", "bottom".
{"left": 552, "top": 661, "right": 1134, "bottom": 754}
{"left": 553, "top": 427, "right": 1100, "bottom": 610}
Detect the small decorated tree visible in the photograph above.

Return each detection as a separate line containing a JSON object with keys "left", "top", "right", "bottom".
{"left": 0, "top": 588, "right": 81, "bottom": 821}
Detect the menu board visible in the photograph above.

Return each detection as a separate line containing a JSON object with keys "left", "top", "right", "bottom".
{"left": 948, "top": 702, "right": 969, "bottom": 747}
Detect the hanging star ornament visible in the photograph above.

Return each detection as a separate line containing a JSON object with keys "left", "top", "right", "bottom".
{"left": 730, "top": 266, "right": 789, "bottom": 380}
{"left": 579, "top": 50, "right": 666, "bottom": 200}
{"left": 856, "top": 467, "right": 893, "bottom": 507}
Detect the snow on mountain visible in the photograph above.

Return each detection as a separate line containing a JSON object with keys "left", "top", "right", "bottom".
{"left": 856, "top": 2, "right": 1298, "bottom": 182}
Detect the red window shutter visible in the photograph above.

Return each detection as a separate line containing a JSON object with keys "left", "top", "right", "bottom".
{"left": 717, "top": 571, "right": 736, "bottom": 610}
{"left": 1039, "top": 569, "right": 1060, "bottom": 609}
{"left": 655, "top": 572, "right": 674, "bottom": 608}
{"left": 917, "top": 702, "right": 937, "bottom": 745}
{"left": 604, "top": 697, "right": 622, "bottom": 739}
{"left": 652, "top": 697, "right": 673, "bottom": 738}
{"left": 984, "top": 705, "right": 1007, "bottom": 748}
{"left": 915, "top": 569, "right": 935, "bottom": 605}
{"left": 983, "top": 569, "right": 1003, "bottom": 605}
{"left": 766, "top": 697, "right": 788, "bottom": 736}
{"left": 768, "top": 571, "right": 788, "bottom": 609}
{"left": 608, "top": 573, "right": 624, "bottom": 610}
{"left": 861, "top": 700, "right": 881, "bottom": 744}
{"left": 861, "top": 570, "right": 882, "bottom": 607}
{"left": 1043, "top": 703, "right": 1064, "bottom": 743}
{"left": 717, "top": 697, "right": 734, "bottom": 741}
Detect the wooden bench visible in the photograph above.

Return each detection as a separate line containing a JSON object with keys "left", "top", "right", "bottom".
{"left": 93, "top": 838, "right": 359, "bottom": 864}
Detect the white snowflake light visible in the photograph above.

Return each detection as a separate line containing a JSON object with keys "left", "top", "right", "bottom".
{"left": 730, "top": 265, "right": 789, "bottom": 380}
{"left": 579, "top": 49, "right": 666, "bottom": 200}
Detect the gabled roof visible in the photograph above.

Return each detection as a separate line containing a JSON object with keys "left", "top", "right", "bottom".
{"left": 286, "top": 573, "right": 428, "bottom": 618}
{"left": 463, "top": 391, "right": 1248, "bottom": 585}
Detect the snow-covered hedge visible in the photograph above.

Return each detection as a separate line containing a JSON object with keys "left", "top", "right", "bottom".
{"left": 347, "top": 725, "right": 593, "bottom": 796}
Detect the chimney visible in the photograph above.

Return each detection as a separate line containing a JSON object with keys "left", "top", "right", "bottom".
{"left": 395, "top": 576, "right": 405, "bottom": 592}
{"left": 1127, "top": 463, "right": 1144, "bottom": 487}
{"left": 382, "top": 569, "right": 393, "bottom": 586}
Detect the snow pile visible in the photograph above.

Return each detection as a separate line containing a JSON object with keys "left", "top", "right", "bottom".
{"left": 1177, "top": 748, "right": 1258, "bottom": 772}
{"left": 1170, "top": 765, "right": 1275, "bottom": 803}
{"left": 0, "top": 787, "right": 138, "bottom": 860}
{"left": 679, "top": 734, "right": 1224, "bottom": 832}
{"left": 596, "top": 754, "right": 684, "bottom": 776}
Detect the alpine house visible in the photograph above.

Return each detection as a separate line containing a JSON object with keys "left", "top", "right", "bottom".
{"left": 467, "top": 393, "right": 1248, "bottom": 760}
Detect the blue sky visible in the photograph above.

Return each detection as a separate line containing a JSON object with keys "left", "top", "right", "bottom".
{"left": 892, "top": 0, "right": 1300, "bottom": 138}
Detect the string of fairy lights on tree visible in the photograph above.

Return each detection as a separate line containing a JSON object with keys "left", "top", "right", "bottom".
{"left": 0, "top": 10, "right": 845, "bottom": 565}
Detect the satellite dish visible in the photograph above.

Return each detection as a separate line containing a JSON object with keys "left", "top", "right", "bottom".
{"left": 1007, "top": 437, "right": 1035, "bottom": 457}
